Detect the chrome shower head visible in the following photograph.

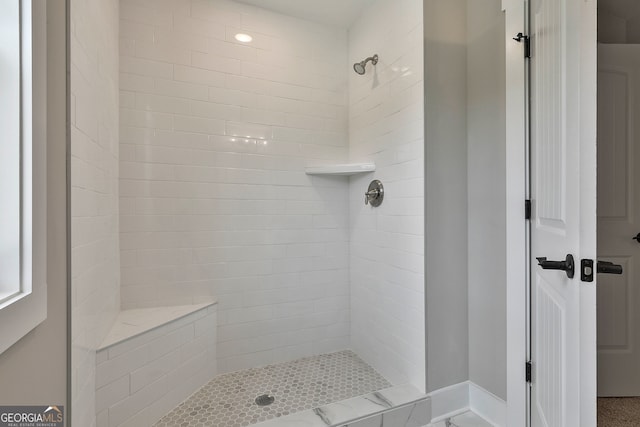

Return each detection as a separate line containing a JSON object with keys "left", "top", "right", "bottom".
{"left": 353, "top": 54, "right": 378, "bottom": 75}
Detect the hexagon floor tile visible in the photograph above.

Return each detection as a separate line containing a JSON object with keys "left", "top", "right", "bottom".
{"left": 153, "top": 350, "right": 391, "bottom": 427}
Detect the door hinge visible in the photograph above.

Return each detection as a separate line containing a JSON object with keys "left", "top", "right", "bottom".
{"left": 526, "top": 361, "right": 532, "bottom": 383}
{"left": 513, "top": 32, "right": 531, "bottom": 58}
{"left": 525, "top": 199, "right": 531, "bottom": 220}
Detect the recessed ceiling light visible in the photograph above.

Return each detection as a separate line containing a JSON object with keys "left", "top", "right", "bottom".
{"left": 235, "top": 33, "right": 253, "bottom": 43}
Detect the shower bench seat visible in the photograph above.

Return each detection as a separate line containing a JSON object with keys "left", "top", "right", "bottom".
{"left": 95, "top": 301, "right": 218, "bottom": 427}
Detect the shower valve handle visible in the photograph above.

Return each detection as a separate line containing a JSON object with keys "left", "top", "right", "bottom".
{"left": 364, "top": 180, "right": 384, "bottom": 207}
{"left": 364, "top": 189, "right": 380, "bottom": 205}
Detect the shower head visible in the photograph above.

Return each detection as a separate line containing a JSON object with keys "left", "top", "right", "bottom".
{"left": 353, "top": 54, "right": 378, "bottom": 75}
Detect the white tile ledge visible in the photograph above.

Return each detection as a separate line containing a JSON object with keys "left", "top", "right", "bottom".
{"left": 305, "top": 163, "right": 376, "bottom": 176}
{"left": 255, "top": 384, "right": 428, "bottom": 427}
{"left": 98, "top": 300, "right": 217, "bottom": 351}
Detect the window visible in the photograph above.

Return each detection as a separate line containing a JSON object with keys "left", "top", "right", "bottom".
{"left": 0, "top": 0, "right": 47, "bottom": 354}
{"left": 0, "top": 1, "right": 22, "bottom": 304}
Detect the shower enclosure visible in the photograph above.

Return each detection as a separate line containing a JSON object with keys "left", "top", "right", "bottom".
{"left": 70, "top": 0, "right": 425, "bottom": 425}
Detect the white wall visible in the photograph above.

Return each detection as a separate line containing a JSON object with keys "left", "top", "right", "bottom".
{"left": 424, "top": 0, "right": 507, "bottom": 400}
{"left": 424, "top": 0, "right": 469, "bottom": 393}
{"left": 348, "top": 0, "right": 425, "bottom": 391}
{"left": 0, "top": 0, "right": 67, "bottom": 409}
{"left": 118, "top": 0, "right": 351, "bottom": 373}
{"left": 70, "top": 0, "right": 121, "bottom": 424}
{"left": 466, "top": 0, "right": 507, "bottom": 400}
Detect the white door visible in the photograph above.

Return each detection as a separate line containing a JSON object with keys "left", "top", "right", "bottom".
{"left": 529, "top": 0, "right": 597, "bottom": 426}
{"left": 597, "top": 44, "right": 640, "bottom": 397}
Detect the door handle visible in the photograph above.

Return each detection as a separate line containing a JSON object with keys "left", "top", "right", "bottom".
{"left": 580, "top": 259, "right": 623, "bottom": 282}
{"left": 633, "top": 233, "right": 640, "bottom": 243}
{"left": 536, "top": 254, "right": 575, "bottom": 279}
{"left": 597, "top": 261, "right": 623, "bottom": 275}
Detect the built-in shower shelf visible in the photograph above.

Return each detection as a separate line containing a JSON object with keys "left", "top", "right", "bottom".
{"left": 305, "top": 163, "right": 375, "bottom": 176}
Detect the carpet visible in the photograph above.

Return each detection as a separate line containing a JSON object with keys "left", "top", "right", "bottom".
{"left": 598, "top": 397, "right": 640, "bottom": 426}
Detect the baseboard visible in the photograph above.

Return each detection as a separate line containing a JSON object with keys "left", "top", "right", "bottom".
{"left": 428, "top": 381, "right": 506, "bottom": 426}
{"left": 469, "top": 382, "right": 507, "bottom": 427}
{"left": 428, "top": 382, "right": 470, "bottom": 423}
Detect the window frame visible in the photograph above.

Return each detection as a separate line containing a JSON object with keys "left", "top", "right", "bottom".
{"left": 0, "top": 0, "right": 48, "bottom": 355}
{"left": 0, "top": 0, "right": 22, "bottom": 303}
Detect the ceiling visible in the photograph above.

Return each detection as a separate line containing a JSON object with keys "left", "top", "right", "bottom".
{"left": 233, "top": 0, "right": 377, "bottom": 28}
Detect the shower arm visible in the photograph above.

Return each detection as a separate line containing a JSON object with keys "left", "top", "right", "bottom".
{"left": 354, "top": 54, "right": 379, "bottom": 75}
{"left": 362, "top": 55, "right": 378, "bottom": 67}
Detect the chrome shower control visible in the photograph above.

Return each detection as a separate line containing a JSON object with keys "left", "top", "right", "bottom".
{"left": 365, "top": 180, "right": 384, "bottom": 207}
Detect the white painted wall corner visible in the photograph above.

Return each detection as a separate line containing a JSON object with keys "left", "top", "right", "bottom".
{"left": 428, "top": 381, "right": 506, "bottom": 426}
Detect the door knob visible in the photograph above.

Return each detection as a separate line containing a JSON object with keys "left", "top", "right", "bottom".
{"left": 536, "top": 254, "right": 575, "bottom": 279}
{"left": 633, "top": 233, "right": 640, "bottom": 243}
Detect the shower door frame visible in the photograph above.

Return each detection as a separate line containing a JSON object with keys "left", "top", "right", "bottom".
{"left": 504, "top": 0, "right": 528, "bottom": 425}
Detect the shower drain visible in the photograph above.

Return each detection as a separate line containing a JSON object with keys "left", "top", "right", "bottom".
{"left": 255, "top": 394, "right": 275, "bottom": 406}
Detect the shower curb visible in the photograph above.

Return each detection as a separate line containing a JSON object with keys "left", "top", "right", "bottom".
{"left": 253, "top": 384, "right": 429, "bottom": 427}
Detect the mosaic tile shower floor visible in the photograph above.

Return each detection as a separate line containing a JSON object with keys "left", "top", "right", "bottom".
{"left": 154, "top": 350, "right": 392, "bottom": 427}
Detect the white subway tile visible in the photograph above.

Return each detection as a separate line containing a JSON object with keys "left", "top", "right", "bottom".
{"left": 107, "top": 376, "right": 168, "bottom": 427}
{"left": 191, "top": 100, "right": 241, "bottom": 121}
{"left": 154, "top": 28, "right": 208, "bottom": 53}
{"left": 120, "top": 56, "right": 173, "bottom": 80}
{"left": 96, "top": 345, "right": 149, "bottom": 389}
{"left": 225, "top": 306, "right": 273, "bottom": 324}
{"left": 130, "top": 349, "right": 181, "bottom": 393}
{"left": 225, "top": 26, "right": 272, "bottom": 50}
{"left": 112, "top": 0, "right": 430, "bottom": 383}
{"left": 155, "top": 129, "right": 209, "bottom": 149}
{"left": 189, "top": 1, "right": 242, "bottom": 25}
{"left": 225, "top": 74, "right": 270, "bottom": 95}
{"left": 72, "top": 0, "right": 120, "bottom": 424}
{"left": 174, "top": 115, "right": 225, "bottom": 135}
{"left": 135, "top": 39, "right": 191, "bottom": 65}
{"left": 120, "top": 109, "right": 173, "bottom": 130}
{"left": 194, "top": 313, "right": 216, "bottom": 337}
{"left": 154, "top": 78, "right": 208, "bottom": 101}
{"left": 120, "top": 91, "right": 135, "bottom": 109}
{"left": 120, "top": 21, "right": 154, "bottom": 44}
{"left": 174, "top": 65, "right": 225, "bottom": 87}
{"left": 192, "top": 51, "right": 242, "bottom": 74}
{"left": 173, "top": 15, "right": 226, "bottom": 39}
{"left": 121, "top": 2, "right": 172, "bottom": 28}
{"left": 225, "top": 121, "right": 272, "bottom": 140}
{"left": 96, "top": 409, "right": 108, "bottom": 427}
{"left": 120, "top": 73, "right": 154, "bottom": 93}
{"left": 135, "top": 93, "right": 190, "bottom": 115}
{"left": 207, "top": 38, "right": 257, "bottom": 61}
{"left": 349, "top": 0, "right": 424, "bottom": 390}
{"left": 95, "top": 375, "right": 130, "bottom": 413}
{"left": 120, "top": 38, "right": 136, "bottom": 57}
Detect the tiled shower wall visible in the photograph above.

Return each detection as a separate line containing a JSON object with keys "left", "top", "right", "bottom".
{"left": 118, "top": 0, "right": 351, "bottom": 372}
{"left": 70, "top": 0, "right": 120, "bottom": 424}
{"left": 348, "top": 0, "right": 425, "bottom": 391}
